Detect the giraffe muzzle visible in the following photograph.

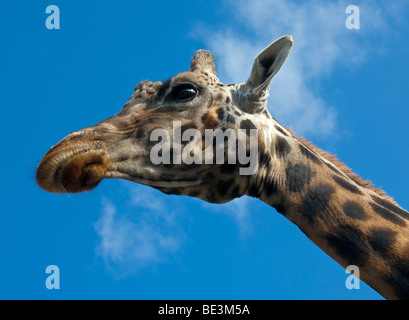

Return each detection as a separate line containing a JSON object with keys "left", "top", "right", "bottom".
{"left": 36, "top": 141, "right": 110, "bottom": 194}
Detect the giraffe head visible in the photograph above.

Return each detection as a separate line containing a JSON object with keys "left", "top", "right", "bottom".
{"left": 36, "top": 36, "right": 293, "bottom": 203}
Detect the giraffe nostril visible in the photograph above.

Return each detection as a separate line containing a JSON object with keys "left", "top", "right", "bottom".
{"left": 36, "top": 137, "right": 109, "bottom": 193}
{"left": 59, "top": 151, "right": 110, "bottom": 193}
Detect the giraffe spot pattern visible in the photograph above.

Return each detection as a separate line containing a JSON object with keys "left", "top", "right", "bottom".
{"left": 285, "top": 164, "right": 314, "bottom": 193}
{"left": 333, "top": 175, "right": 363, "bottom": 195}
{"left": 369, "top": 227, "right": 396, "bottom": 256}
{"left": 215, "top": 93, "right": 224, "bottom": 102}
{"left": 275, "top": 136, "right": 291, "bottom": 158}
{"left": 135, "top": 128, "right": 146, "bottom": 139}
{"left": 240, "top": 119, "right": 256, "bottom": 135}
{"left": 202, "top": 110, "right": 218, "bottom": 129}
{"left": 258, "top": 151, "right": 270, "bottom": 168}
{"left": 324, "top": 160, "right": 342, "bottom": 175}
{"left": 301, "top": 184, "right": 334, "bottom": 222}
{"left": 216, "top": 107, "right": 236, "bottom": 125}
{"left": 371, "top": 203, "right": 406, "bottom": 226}
{"left": 225, "top": 114, "right": 236, "bottom": 124}
{"left": 326, "top": 224, "right": 369, "bottom": 266}
{"left": 342, "top": 200, "right": 367, "bottom": 220}
{"left": 387, "top": 261, "right": 409, "bottom": 300}
{"left": 217, "top": 108, "right": 225, "bottom": 121}
{"left": 298, "top": 143, "right": 322, "bottom": 165}
{"left": 181, "top": 122, "right": 197, "bottom": 132}
{"left": 371, "top": 195, "right": 409, "bottom": 221}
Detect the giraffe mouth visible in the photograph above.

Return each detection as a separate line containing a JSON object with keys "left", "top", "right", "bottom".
{"left": 36, "top": 143, "right": 200, "bottom": 193}
{"left": 104, "top": 170, "right": 202, "bottom": 188}
{"left": 36, "top": 144, "right": 110, "bottom": 194}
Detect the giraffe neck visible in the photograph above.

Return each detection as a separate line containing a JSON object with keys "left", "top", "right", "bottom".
{"left": 249, "top": 122, "right": 409, "bottom": 300}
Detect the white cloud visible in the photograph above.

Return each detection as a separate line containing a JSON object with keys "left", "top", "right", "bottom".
{"left": 94, "top": 185, "right": 183, "bottom": 276}
{"left": 198, "top": 0, "right": 395, "bottom": 138}
{"left": 94, "top": 185, "right": 253, "bottom": 276}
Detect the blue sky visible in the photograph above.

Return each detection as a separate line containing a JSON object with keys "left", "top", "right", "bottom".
{"left": 1, "top": 0, "right": 408, "bottom": 300}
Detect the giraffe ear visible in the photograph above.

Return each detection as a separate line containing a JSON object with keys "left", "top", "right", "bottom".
{"left": 235, "top": 35, "right": 293, "bottom": 113}
{"left": 190, "top": 49, "right": 217, "bottom": 76}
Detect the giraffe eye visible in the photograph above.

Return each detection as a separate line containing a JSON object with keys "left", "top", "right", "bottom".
{"left": 172, "top": 84, "right": 199, "bottom": 100}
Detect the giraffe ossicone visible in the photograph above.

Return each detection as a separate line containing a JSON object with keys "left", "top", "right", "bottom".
{"left": 36, "top": 35, "right": 409, "bottom": 300}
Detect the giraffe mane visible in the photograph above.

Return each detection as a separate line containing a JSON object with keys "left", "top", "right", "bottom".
{"left": 285, "top": 127, "right": 396, "bottom": 204}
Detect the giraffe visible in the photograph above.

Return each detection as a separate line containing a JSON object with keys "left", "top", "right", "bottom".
{"left": 36, "top": 35, "right": 409, "bottom": 300}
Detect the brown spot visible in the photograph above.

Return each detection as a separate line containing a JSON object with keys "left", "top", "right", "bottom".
{"left": 371, "top": 195, "right": 409, "bottom": 220}
{"left": 333, "top": 175, "right": 363, "bottom": 195}
{"left": 369, "top": 228, "right": 396, "bottom": 256}
{"left": 288, "top": 127, "right": 392, "bottom": 201}
{"left": 202, "top": 102, "right": 219, "bottom": 129}
{"left": 286, "top": 164, "right": 314, "bottom": 192}
{"left": 215, "top": 93, "right": 224, "bottom": 102}
{"left": 181, "top": 122, "right": 197, "bottom": 132}
{"left": 342, "top": 201, "right": 367, "bottom": 220}
{"left": 298, "top": 143, "right": 322, "bottom": 165}
{"left": 275, "top": 136, "right": 291, "bottom": 158}
{"left": 301, "top": 184, "right": 334, "bottom": 222}
{"left": 326, "top": 224, "right": 369, "bottom": 266}
{"left": 371, "top": 203, "right": 406, "bottom": 226}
